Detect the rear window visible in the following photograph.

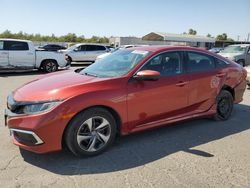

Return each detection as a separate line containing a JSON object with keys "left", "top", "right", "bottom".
{"left": 187, "top": 52, "right": 215, "bottom": 73}
{"left": 86, "top": 45, "right": 106, "bottom": 51}
{"left": 214, "top": 58, "right": 229, "bottom": 68}
{"left": 5, "top": 41, "right": 29, "bottom": 51}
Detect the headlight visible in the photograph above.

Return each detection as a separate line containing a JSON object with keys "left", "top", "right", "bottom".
{"left": 22, "top": 101, "right": 61, "bottom": 115}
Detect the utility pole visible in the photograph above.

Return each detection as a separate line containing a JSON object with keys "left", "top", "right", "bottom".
{"left": 237, "top": 35, "right": 240, "bottom": 41}
{"left": 247, "top": 33, "right": 250, "bottom": 42}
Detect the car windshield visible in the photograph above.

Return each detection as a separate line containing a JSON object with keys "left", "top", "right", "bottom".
{"left": 80, "top": 49, "right": 150, "bottom": 78}
{"left": 221, "top": 46, "right": 246, "bottom": 53}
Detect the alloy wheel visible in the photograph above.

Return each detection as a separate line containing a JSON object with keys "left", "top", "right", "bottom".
{"left": 76, "top": 116, "right": 111, "bottom": 152}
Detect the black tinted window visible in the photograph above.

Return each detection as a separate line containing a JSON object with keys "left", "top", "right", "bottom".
{"left": 6, "top": 41, "right": 29, "bottom": 51}
{"left": 86, "top": 45, "right": 106, "bottom": 51}
{"left": 75, "top": 45, "right": 85, "bottom": 51}
{"left": 187, "top": 52, "right": 215, "bottom": 72}
{"left": 142, "top": 52, "right": 183, "bottom": 76}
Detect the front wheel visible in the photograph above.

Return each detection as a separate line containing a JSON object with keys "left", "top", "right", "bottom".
{"left": 214, "top": 90, "right": 234, "bottom": 121}
{"left": 65, "top": 108, "right": 117, "bottom": 157}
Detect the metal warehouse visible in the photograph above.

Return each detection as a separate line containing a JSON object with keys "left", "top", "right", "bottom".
{"left": 110, "top": 32, "right": 215, "bottom": 48}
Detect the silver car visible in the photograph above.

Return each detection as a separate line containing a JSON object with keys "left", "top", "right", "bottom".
{"left": 63, "top": 44, "right": 110, "bottom": 63}
{"left": 218, "top": 44, "right": 250, "bottom": 67}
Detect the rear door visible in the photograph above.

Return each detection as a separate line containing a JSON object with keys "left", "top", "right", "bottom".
{"left": 0, "top": 40, "right": 9, "bottom": 67}
{"left": 185, "top": 51, "right": 218, "bottom": 113}
{"left": 85, "top": 45, "right": 107, "bottom": 61}
{"left": 7, "top": 41, "right": 35, "bottom": 68}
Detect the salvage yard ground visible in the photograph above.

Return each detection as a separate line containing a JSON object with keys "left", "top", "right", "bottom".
{"left": 0, "top": 66, "right": 250, "bottom": 188}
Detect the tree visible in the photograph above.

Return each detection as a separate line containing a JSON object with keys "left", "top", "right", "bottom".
{"left": 207, "top": 33, "right": 212, "bottom": 38}
{"left": 188, "top": 29, "right": 197, "bottom": 35}
{"left": 216, "top": 33, "right": 227, "bottom": 41}
{"left": 0, "top": 30, "right": 109, "bottom": 43}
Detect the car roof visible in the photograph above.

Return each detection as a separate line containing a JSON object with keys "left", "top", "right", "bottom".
{"left": 0, "top": 38, "right": 31, "bottom": 42}
{"left": 127, "top": 45, "right": 209, "bottom": 53}
{"left": 76, "top": 43, "right": 106, "bottom": 46}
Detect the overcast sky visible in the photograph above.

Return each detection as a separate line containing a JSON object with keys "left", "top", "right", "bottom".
{"left": 1, "top": 0, "right": 250, "bottom": 40}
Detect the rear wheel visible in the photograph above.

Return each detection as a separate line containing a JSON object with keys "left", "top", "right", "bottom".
{"left": 65, "top": 107, "right": 117, "bottom": 157}
{"left": 42, "top": 60, "right": 58, "bottom": 73}
{"left": 214, "top": 90, "right": 233, "bottom": 121}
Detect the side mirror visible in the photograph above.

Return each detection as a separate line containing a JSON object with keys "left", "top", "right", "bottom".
{"left": 133, "top": 70, "right": 160, "bottom": 81}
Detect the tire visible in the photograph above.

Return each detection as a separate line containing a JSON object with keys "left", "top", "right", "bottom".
{"left": 214, "top": 90, "right": 234, "bottom": 121}
{"left": 237, "top": 60, "right": 245, "bottom": 67}
{"left": 42, "top": 60, "right": 58, "bottom": 73}
{"left": 65, "top": 107, "right": 117, "bottom": 157}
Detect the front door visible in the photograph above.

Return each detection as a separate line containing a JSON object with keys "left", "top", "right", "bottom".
{"left": 127, "top": 51, "right": 189, "bottom": 130}
{"left": 0, "top": 40, "right": 9, "bottom": 67}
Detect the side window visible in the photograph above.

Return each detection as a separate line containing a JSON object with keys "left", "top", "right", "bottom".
{"left": 215, "top": 58, "right": 229, "bottom": 68}
{"left": 0, "top": 41, "right": 3, "bottom": 50}
{"left": 86, "top": 45, "right": 98, "bottom": 51}
{"left": 95, "top": 45, "right": 106, "bottom": 51}
{"left": 187, "top": 52, "right": 215, "bottom": 73}
{"left": 75, "top": 45, "right": 85, "bottom": 51}
{"left": 141, "top": 52, "right": 182, "bottom": 76}
{"left": 6, "top": 41, "right": 29, "bottom": 51}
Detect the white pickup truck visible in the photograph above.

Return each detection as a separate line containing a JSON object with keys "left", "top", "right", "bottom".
{"left": 0, "top": 39, "right": 69, "bottom": 72}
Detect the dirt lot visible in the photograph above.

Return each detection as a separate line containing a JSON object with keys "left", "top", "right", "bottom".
{"left": 0, "top": 68, "right": 250, "bottom": 188}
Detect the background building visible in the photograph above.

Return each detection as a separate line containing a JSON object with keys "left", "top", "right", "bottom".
{"left": 110, "top": 32, "right": 216, "bottom": 49}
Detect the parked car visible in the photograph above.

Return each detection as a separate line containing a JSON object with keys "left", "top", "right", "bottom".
{"left": 0, "top": 39, "right": 69, "bottom": 72}
{"left": 63, "top": 43, "right": 110, "bottom": 63}
{"left": 209, "top": 47, "right": 223, "bottom": 53}
{"left": 5, "top": 46, "right": 247, "bottom": 157}
{"left": 38, "top": 44, "right": 66, "bottom": 51}
{"left": 218, "top": 44, "right": 250, "bottom": 66}
{"left": 96, "top": 45, "right": 149, "bottom": 60}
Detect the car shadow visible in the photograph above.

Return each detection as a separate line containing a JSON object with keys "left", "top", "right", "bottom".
{"left": 20, "top": 104, "right": 250, "bottom": 175}
{"left": 0, "top": 65, "right": 86, "bottom": 77}
{"left": 0, "top": 70, "right": 44, "bottom": 77}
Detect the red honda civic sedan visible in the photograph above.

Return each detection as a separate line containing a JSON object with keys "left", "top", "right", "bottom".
{"left": 5, "top": 46, "right": 247, "bottom": 157}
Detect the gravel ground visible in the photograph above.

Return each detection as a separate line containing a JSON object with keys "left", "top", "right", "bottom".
{"left": 0, "top": 68, "right": 250, "bottom": 188}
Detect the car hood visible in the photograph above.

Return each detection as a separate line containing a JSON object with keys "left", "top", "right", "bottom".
{"left": 13, "top": 70, "right": 110, "bottom": 102}
{"left": 218, "top": 52, "right": 243, "bottom": 58}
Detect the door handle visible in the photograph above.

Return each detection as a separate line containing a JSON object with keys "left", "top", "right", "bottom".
{"left": 176, "top": 81, "right": 188, "bottom": 87}
{"left": 216, "top": 73, "right": 226, "bottom": 77}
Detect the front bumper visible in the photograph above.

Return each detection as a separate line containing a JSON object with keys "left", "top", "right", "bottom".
{"left": 5, "top": 107, "right": 71, "bottom": 154}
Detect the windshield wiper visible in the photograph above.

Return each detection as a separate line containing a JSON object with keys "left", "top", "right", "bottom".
{"left": 84, "top": 72, "right": 98, "bottom": 77}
